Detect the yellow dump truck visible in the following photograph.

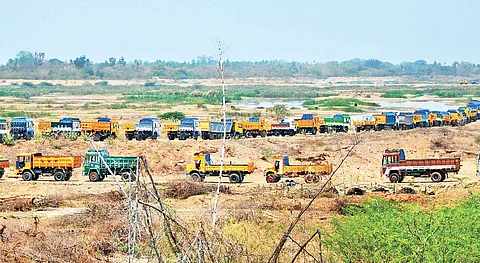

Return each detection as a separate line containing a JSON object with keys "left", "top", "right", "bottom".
{"left": 264, "top": 156, "right": 333, "bottom": 183}
{"left": 123, "top": 122, "right": 136, "bottom": 140}
{"left": 81, "top": 117, "right": 120, "bottom": 141}
{"left": 16, "top": 153, "right": 82, "bottom": 181}
{"left": 185, "top": 153, "right": 254, "bottom": 183}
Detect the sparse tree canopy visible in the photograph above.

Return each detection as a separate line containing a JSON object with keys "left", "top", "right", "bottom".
{"left": 2, "top": 51, "right": 480, "bottom": 80}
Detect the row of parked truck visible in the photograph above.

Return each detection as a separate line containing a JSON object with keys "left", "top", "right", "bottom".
{"left": 0, "top": 148, "right": 467, "bottom": 184}
{"left": 0, "top": 149, "right": 137, "bottom": 182}
{"left": 2, "top": 99, "right": 480, "bottom": 142}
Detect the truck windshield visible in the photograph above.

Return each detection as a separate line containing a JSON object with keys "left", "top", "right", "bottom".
{"left": 382, "top": 155, "right": 399, "bottom": 165}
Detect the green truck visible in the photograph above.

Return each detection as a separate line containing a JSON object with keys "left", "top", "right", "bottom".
{"left": 83, "top": 149, "right": 138, "bottom": 182}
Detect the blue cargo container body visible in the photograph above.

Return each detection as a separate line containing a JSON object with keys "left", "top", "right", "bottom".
{"left": 11, "top": 117, "right": 35, "bottom": 140}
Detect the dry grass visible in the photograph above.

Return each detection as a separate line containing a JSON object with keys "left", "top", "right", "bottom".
{"left": 163, "top": 180, "right": 232, "bottom": 199}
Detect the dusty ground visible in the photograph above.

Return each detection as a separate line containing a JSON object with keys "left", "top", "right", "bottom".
{"left": 1, "top": 81, "right": 480, "bottom": 261}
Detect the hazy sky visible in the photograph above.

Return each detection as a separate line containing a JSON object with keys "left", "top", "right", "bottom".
{"left": 0, "top": 0, "right": 477, "bottom": 64}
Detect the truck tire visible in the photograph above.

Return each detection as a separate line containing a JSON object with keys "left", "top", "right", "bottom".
{"left": 229, "top": 173, "right": 241, "bottom": 183}
{"left": 239, "top": 174, "right": 244, "bottom": 183}
{"left": 431, "top": 172, "right": 442, "bottom": 182}
{"left": 260, "top": 131, "right": 267, "bottom": 137}
{"left": 0, "top": 169, "right": 3, "bottom": 179}
{"left": 25, "top": 133, "right": 31, "bottom": 140}
{"left": 136, "top": 134, "right": 142, "bottom": 141}
{"left": 65, "top": 173, "right": 72, "bottom": 181}
{"left": 22, "top": 171, "right": 33, "bottom": 181}
{"left": 99, "top": 174, "right": 105, "bottom": 181}
{"left": 441, "top": 172, "right": 446, "bottom": 182}
{"left": 33, "top": 174, "right": 39, "bottom": 181}
{"left": 93, "top": 134, "right": 101, "bottom": 141}
{"left": 168, "top": 134, "right": 176, "bottom": 140}
{"left": 304, "top": 174, "right": 314, "bottom": 184}
{"left": 266, "top": 173, "right": 276, "bottom": 183}
{"left": 89, "top": 171, "right": 100, "bottom": 182}
{"left": 127, "top": 134, "right": 133, "bottom": 140}
{"left": 190, "top": 172, "right": 201, "bottom": 182}
{"left": 54, "top": 171, "right": 65, "bottom": 181}
{"left": 389, "top": 173, "right": 400, "bottom": 183}
{"left": 179, "top": 133, "right": 187, "bottom": 140}
{"left": 274, "top": 131, "right": 280, "bottom": 137}
{"left": 122, "top": 172, "right": 135, "bottom": 182}
{"left": 151, "top": 133, "right": 158, "bottom": 140}
{"left": 313, "top": 174, "right": 320, "bottom": 183}
{"left": 312, "top": 128, "right": 317, "bottom": 135}
{"left": 234, "top": 132, "right": 241, "bottom": 139}
{"left": 245, "top": 131, "right": 252, "bottom": 138}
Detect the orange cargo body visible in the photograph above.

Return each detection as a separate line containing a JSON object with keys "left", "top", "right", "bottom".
{"left": 242, "top": 122, "right": 261, "bottom": 130}
{"left": 0, "top": 159, "right": 9, "bottom": 168}
{"left": 33, "top": 156, "right": 82, "bottom": 169}
{"left": 123, "top": 122, "right": 135, "bottom": 132}
{"left": 38, "top": 121, "right": 52, "bottom": 132}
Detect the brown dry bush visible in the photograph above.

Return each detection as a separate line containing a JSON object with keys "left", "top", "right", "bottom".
{"left": 0, "top": 195, "right": 63, "bottom": 212}
{"left": 163, "top": 180, "right": 232, "bottom": 199}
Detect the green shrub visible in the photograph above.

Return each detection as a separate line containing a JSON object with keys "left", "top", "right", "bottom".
{"left": 159, "top": 111, "right": 185, "bottom": 121}
{"left": 1, "top": 134, "right": 15, "bottom": 146}
{"left": 327, "top": 195, "right": 480, "bottom": 262}
{"left": 95, "top": 81, "right": 109, "bottom": 86}
{"left": 144, "top": 81, "right": 156, "bottom": 87}
{"left": 22, "top": 82, "right": 35, "bottom": 87}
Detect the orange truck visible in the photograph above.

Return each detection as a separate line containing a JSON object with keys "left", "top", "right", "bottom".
{"left": 81, "top": 117, "right": 120, "bottom": 141}
{"left": 15, "top": 153, "right": 82, "bottom": 181}
{"left": 295, "top": 114, "right": 321, "bottom": 134}
{"left": 0, "top": 159, "right": 9, "bottom": 178}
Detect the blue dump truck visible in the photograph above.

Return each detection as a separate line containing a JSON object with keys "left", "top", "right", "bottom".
{"left": 382, "top": 112, "right": 397, "bottom": 129}
{"left": 10, "top": 117, "right": 34, "bottom": 140}
{"left": 414, "top": 109, "right": 429, "bottom": 128}
{"left": 165, "top": 117, "right": 201, "bottom": 140}
{"left": 134, "top": 117, "right": 161, "bottom": 140}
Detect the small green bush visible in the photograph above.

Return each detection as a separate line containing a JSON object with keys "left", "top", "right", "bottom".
{"left": 95, "top": 81, "right": 109, "bottom": 86}
{"left": 159, "top": 111, "right": 185, "bottom": 121}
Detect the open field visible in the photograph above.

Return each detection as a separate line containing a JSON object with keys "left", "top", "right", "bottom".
{"left": 1, "top": 78, "right": 480, "bottom": 261}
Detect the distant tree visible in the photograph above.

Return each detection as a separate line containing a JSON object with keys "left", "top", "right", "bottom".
{"left": 72, "top": 55, "right": 90, "bottom": 69}
{"left": 118, "top": 57, "right": 126, "bottom": 66}
{"left": 108, "top": 57, "right": 116, "bottom": 67}
{"left": 267, "top": 104, "right": 290, "bottom": 121}
{"left": 159, "top": 111, "right": 185, "bottom": 121}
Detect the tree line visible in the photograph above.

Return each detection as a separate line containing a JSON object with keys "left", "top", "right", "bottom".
{"left": 1, "top": 51, "right": 480, "bottom": 80}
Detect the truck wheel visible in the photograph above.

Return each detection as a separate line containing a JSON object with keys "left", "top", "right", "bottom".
{"left": 245, "top": 131, "right": 252, "bottom": 138}
{"left": 274, "top": 132, "right": 280, "bottom": 137}
{"left": 229, "top": 173, "right": 241, "bottom": 183}
{"left": 431, "top": 172, "right": 442, "bottom": 182}
{"left": 190, "top": 172, "right": 201, "bottom": 182}
{"left": 54, "top": 171, "right": 65, "bottom": 181}
{"left": 288, "top": 130, "right": 295, "bottom": 136}
{"left": 179, "top": 133, "right": 187, "bottom": 140}
{"left": 122, "top": 172, "right": 135, "bottom": 182}
{"left": 151, "top": 134, "right": 158, "bottom": 140}
{"left": 252, "top": 133, "right": 258, "bottom": 138}
{"left": 25, "top": 133, "right": 31, "bottom": 140}
{"left": 89, "top": 172, "right": 100, "bottom": 182}
{"left": 389, "top": 173, "right": 400, "bottom": 183}
{"left": 261, "top": 131, "right": 267, "bottom": 137}
{"left": 441, "top": 173, "right": 446, "bottom": 182}
{"left": 33, "top": 174, "right": 39, "bottom": 181}
{"left": 127, "top": 135, "right": 133, "bottom": 140}
{"left": 99, "top": 174, "right": 105, "bottom": 181}
{"left": 266, "top": 173, "right": 276, "bottom": 183}
{"left": 274, "top": 176, "right": 281, "bottom": 183}
{"left": 312, "top": 128, "right": 317, "bottom": 135}
{"left": 0, "top": 169, "right": 3, "bottom": 179}
{"left": 168, "top": 134, "right": 176, "bottom": 140}
{"left": 135, "top": 134, "right": 142, "bottom": 141}
{"left": 22, "top": 171, "right": 33, "bottom": 181}
{"left": 313, "top": 175, "right": 320, "bottom": 183}
{"left": 398, "top": 174, "right": 404, "bottom": 183}
{"left": 239, "top": 174, "right": 244, "bottom": 183}
{"left": 304, "top": 174, "right": 314, "bottom": 184}
{"left": 65, "top": 173, "right": 72, "bottom": 181}
{"left": 93, "top": 134, "right": 101, "bottom": 141}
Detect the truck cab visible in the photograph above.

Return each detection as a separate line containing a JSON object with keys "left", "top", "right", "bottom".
{"left": 10, "top": 117, "right": 34, "bottom": 140}
{"left": 15, "top": 153, "right": 35, "bottom": 174}
{"left": 135, "top": 117, "right": 161, "bottom": 140}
